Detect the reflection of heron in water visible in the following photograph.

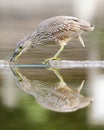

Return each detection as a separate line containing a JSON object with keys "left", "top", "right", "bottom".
{"left": 10, "top": 67, "right": 93, "bottom": 112}
{"left": 10, "top": 16, "right": 94, "bottom": 63}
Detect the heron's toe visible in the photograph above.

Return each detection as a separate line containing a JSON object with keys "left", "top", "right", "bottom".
{"left": 43, "top": 57, "right": 61, "bottom": 64}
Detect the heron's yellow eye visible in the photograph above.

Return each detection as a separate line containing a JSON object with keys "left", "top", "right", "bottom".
{"left": 19, "top": 46, "right": 23, "bottom": 49}
{"left": 18, "top": 46, "right": 23, "bottom": 52}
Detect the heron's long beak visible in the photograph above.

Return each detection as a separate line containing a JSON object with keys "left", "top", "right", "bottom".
{"left": 10, "top": 49, "right": 21, "bottom": 62}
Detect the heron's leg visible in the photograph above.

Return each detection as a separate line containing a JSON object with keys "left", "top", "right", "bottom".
{"left": 44, "top": 43, "right": 66, "bottom": 63}
{"left": 77, "top": 80, "right": 85, "bottom": 93}
{"left": 77, "top": 35, "right": 85, "bottom": 47}
{"left": 53, "top": 43, "right": 66, "bottom": 59}
{"left": 50, "top": 68, "right": 66, "bottom": 85}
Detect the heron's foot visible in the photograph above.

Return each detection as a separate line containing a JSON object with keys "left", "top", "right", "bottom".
{"left": 43, "top": 57, "right": 61, "bottom": 64}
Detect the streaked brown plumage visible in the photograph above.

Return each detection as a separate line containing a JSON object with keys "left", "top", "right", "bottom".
{"left": 10, "top": 16, "right": 94, "bottom": 62}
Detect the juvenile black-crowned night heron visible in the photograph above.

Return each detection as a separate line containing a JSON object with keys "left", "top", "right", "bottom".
{"left": 10, "top": 16, "right": 94, "bottom": 62}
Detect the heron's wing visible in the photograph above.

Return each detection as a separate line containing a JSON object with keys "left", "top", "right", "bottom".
{"left": 47, "top": 17, "right": 80, "bottom": 33}
{"left": 38, "top": 16, "right": 81, "bottom": 42}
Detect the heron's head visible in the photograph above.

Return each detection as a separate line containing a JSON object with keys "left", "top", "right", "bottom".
{"left": 79, "top": 19, "right": 94, "bottom": 32}
{"left": 10, "top": 40, "right": 31, "bottom": 62}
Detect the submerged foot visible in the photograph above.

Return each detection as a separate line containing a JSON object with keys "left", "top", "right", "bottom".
{"left": 43, "top": 57, "right": 61, "bottom": 64}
